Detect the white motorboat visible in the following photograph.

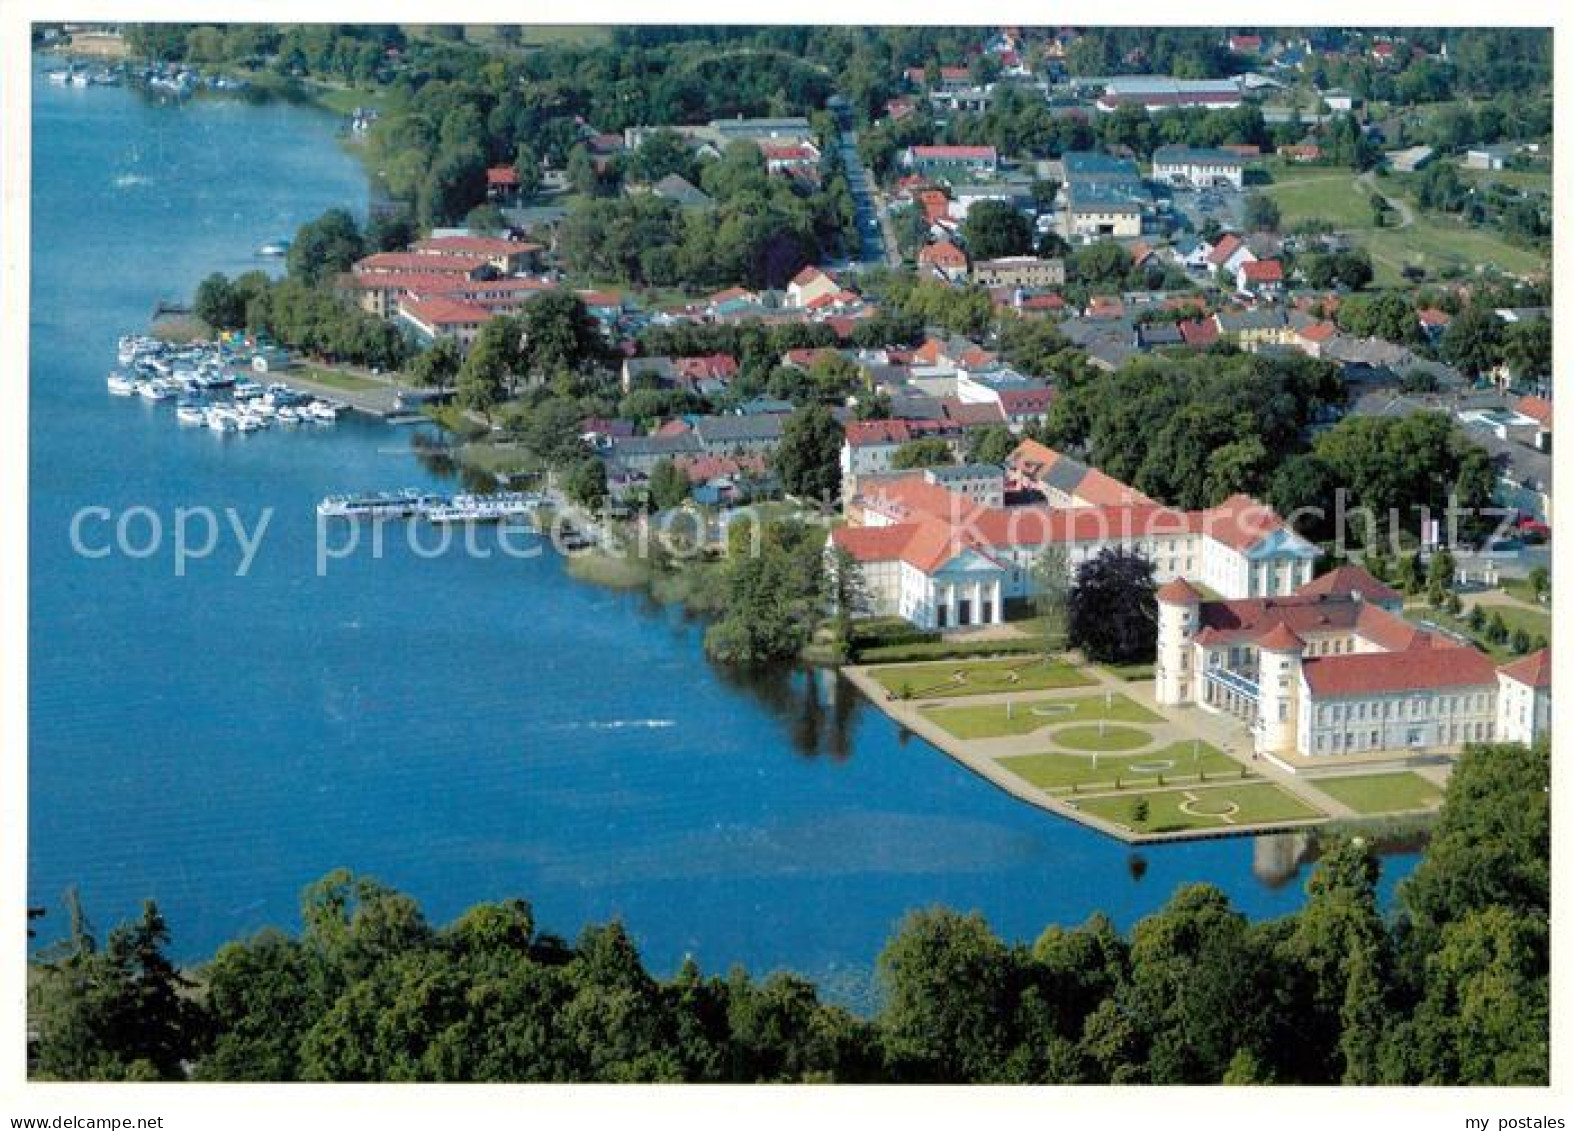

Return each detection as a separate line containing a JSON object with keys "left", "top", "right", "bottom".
{"left": 175, "top": 402, "right": 206, "bottom": 425}
{"left": 251, "top": 400, "right": 278, "bottom": 418}
{"left": 306, "top": 401, "right": 339, "bottom": 422}
{"left": 232, "top": 379, "right": 262, "bottom": 400}
{"left": 275, "top": 406, "right": 301, "bottom": 424}
{"left": 137, "top": 378, "right": 175, "bottom": 401}
{"left": 234, "top": 412, "right": 264, "bottom": 432}
{"left": 205, "top": 407, "right": 237, "bottom": 433}
{"left": 107, "top": 372, "right": 137, "bottom": 396}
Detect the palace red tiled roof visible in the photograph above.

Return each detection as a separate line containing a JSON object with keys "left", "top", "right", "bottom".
{"left": 1499, "top": 647, "right": 1551, "bottom": 688}
{"left": 1302, "top": 645, "right": 1496, "bottom": 697}
{"left": 1257, "top": 623, "right": 1304, "bottom": 651}
{"left": 1297, "top": 565, "right": 1402, "bottom": 605}
{"left": 1157, "top": 578, "right": 1204, "bottom": 604}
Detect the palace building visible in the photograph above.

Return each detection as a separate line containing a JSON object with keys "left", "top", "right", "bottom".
{"left": 832, "top": 438, "right": 1550, "bottom": 760}
{"left": 832, "top": 439, "right": 1320, "bottom": 631}
{"left": 1155, "top": 570, "right": 1550, "bottom": 761}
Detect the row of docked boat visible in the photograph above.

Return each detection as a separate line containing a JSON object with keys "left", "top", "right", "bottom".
{"left": 317, "top": 491, "right": 544, "bottom": 524}
{"left": 46, "top": 66, "right": 121, "bottom": 88}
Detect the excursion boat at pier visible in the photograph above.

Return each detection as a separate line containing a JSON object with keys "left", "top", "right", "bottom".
{"left": 316, "top": 490, "right": 444, "bottom": 520}
{"left": 423, "top": 493, "right": 543, "bottom": 524}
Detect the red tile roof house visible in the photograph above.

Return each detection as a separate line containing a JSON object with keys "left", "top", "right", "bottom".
{"left": 398, "top": 296, "right": 493, "bottom": 353}
{"left": 1516, "top": 394, "right": 1553, "bottom": 431}
{"left": 918, "top": 239, "right": 970, "bottom": 282}
{"left": 485, "top": 164, "right": 520, "bottom": 202}
{"left": 1177, "top": 317, "right": 1221, "bottom": 349}
{"left": 1417, "top": 307, "right": 1453, "bottom": 340}
{"left": 1293, "top": 319, "right": 1340, "bottom": 358}
{"left": 1236, "top": 258, "right": 1285, "bottom": 295}
{"left": 411, "top": 235, "right": 542, "bottom": 275}
{"left": 1206, "top": 232, "right": 1256, "bottom": 276}
{"left": 904, "top": 145, "right": 1000, "bottom": 176}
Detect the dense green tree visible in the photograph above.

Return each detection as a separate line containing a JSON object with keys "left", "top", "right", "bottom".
{"left": 30, "top": 898, "right": 206, "bottom": 1081}
{"left": 455, "top": 317, "right": 523, "bottom": 422}
{"left": 194, "top": 272, "right": 245, "bottom": 330}
{"left": 1243, "top": 194, "right": 1280, "bottom": 232}
{"left": 1067, "top": 548, "right": 1157, "bottom": 664}
{"left": 1313, "top": 412, "right": 1497, "bottom": 543}
{"left": 966, "top": 425, "right": 1017, "bottom": 467}
{"left": 1439, "top": 306, "right": 1507, "bottom": 376}
{"left": 406, "top": 338, "right": 462, "bottom": 389}
{"left": 287, "top": 208, "right": 365, "bottom": 287}
{"left": 1030, "top": 544, "right": 1071, "bottom": 653}
{"left": 1104, "top": 885, "right": 1267, "bottom": 1084}
{"left": 703, "top": 522, "right": 824, "bottom": 663}
{"left": 773, "top": 404, "right": 842, "bottom": 503}
{"left": 647, "top": 458, "right": 691, "bottom": 511}
{"left": 877, "top": 908, "right": 1016, "bottom": 1082}
{"left": 522, "top": 291, "right": 604, "bottom": 379}
{"left": 824, "top": 545, "right": 871, "bottom": 636}
{"left": 960, "top": 201, "right": 1033, "bottom": 260}
{"left": 889, "top": 437, "right": 955, "bottom": 470}
{"left": 562, "top": 457, "right": 608, "bottom": 510}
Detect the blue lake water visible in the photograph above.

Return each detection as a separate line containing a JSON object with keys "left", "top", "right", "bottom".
{"left": 27, "top": 58, "right": 1417, "bottom": 1006}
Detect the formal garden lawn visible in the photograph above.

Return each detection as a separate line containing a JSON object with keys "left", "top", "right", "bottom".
{"left": 1311, "top": 771, "right": 1444, "bottom": 815}
{"left": 1074, "top": 782, "right": 1325, "bottom": 834}
{"left": 1051, "top": 724, "right": 1153, "bottom": 752}
{"left": 1000, "top": 740, "right": 1241, "bottom": 793}
{"left": 867, "top": 657, "right": 1094, "bottom": 699}
{"left": 923, "top": 692, "right": 1161, "bottom": 740}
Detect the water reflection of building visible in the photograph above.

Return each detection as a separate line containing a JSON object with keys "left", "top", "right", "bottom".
{"left": 1252, "top": 832, "right": 1315, "bottom": 889}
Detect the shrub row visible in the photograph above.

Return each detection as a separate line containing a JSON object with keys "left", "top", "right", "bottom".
{"left": 857, "top": 637, "right": 1047, "bottom": 664}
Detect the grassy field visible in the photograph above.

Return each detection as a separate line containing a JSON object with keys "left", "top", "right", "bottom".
{"left": 1258, "top": 172, "right": 1374, "bottom": 230}
{"left": 458, "top": 441, "right": 544, "bottom": 477}
{"left": 1312, "top": 772, "right": 1444, "bottom": 815}
{"left": 1074, "top": 782, "right": 1324, "bottom": 834}
{"left": 1000, "top": 740, "right": 1241, "bottom": 793}
{"left": 1357, "top": 216, "right": 1547, "bottom": 285}
{"left": 922, "top": 692, "right": 1160, "bottom": 740}
{"left": 1051, "top": 724, "right": 1153, "bottom": 752}
{"left": 1457, "top": 166, "right": 1553, "bottom": 194}
{"left": 310, "top": 83, "right": 391, "bottom": 116}
{"left": 298, "top": 365, "right": 389, "bottom": 393}
{"left": 867, "top": 657, "right": 1094, "bottom": 699}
